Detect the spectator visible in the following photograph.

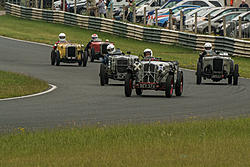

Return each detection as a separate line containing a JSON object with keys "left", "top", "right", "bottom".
{"left": 97, "top": 0, "right": 106, "bottom": 17}
{"left": 127, "top": 0, "right": 135, "bottom": 22}
{"left": 239, "top": 0, "right": 249, "bottom": 8}
{"left": 87, "top": 0, "right": 97, "bottom": 16}
{"left": 107, "top": 0, "right": 113, "bottom": 18}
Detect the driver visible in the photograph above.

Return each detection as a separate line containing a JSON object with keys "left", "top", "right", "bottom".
{"left": 199, "top": 43, "right": 213, "bottom": 62}
{"left": 58, "top": 33, "right": 67, "bottom": 43}
{"left": 85, "top": 34, "right": 99, "bottom": 51}
{"left": 143, "top": 48, "right": 153, "bottom": 59}
{"left": 103, "top": 44, "right": 115, "bottom": 65}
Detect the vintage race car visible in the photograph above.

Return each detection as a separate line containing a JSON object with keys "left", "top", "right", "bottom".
{"left": 196, "top": 51, "right": 239, "bottom": 85}
{"left": 99, "top": 50, "right": 139, "bottom": 85}
{"left": 88, "top": 39, "right": 113, "bottom": 62}
{"left": 124, "top": 57, "right": 183, "bottom": 98}
{"left": 51, "top": 42, "right": 88, "bottom": 66}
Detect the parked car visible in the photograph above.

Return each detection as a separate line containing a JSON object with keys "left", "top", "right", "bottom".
{"left": 147, "top": 0, "right": 220, "bottom": 21}
{"left": 185, "top": 7, "right": 221, "bottom": 31}
{"left": 51, "top": 42, "right": 88, "bottom": 67}
{"left": 219, "top": 11, "right": 250, "bottom": 38}
{"left": 68, "top": 0, "right": 87, "bottom": 15}
{"left": 124, "top": 56, "right": 183, "bottom": 97}
{"left": 157, "top": 6, "right": 199, "bottom": 27}
{"left": 136, "top": 0, "right": 162, "bottom": 22}
{"left": 99, "top": 50, "right": 139, "bottom": 85}
{"left": 196, "top": 11, "right": 243, "bottom": 34}
{"left": 196, "top": 51, "right": 239, "bottom": 85}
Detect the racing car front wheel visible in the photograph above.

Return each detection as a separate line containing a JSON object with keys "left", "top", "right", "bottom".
{"left": 165, "top": 75, "right": 174, "bottom": 98}
{"left": 100, "top": 64, "right": 107, "bottom": 86}
{"left": 233, "top": 64, "right": 239, "bottom": 85}
{"left": 125, "top": 73, "right": 133, "bottom": 97}
{"left": 82, "top": 51, "right": 88, "bottom": 67}
{"left": 175, "top": 71, "right": 183, "bottom": 96}
{"left": 90, "top": 48, "right": 95, "bottom": 62}
{"left": 56, "top": 51, "right": 60, "bottom": 66}
{"left": 196, "top": 62, "right": 202, "bottom": 85}
{"left": 51, "top": 51, "right": 56, "bottom": 65}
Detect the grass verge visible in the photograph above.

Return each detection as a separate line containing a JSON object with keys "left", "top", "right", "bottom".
{"left": 0, "top": 118, "right": 249, "bottom": 166}
{"left": 0, "top": 70, "right": 49, "bottom": 99}
{"left": 1, "top": 15, "right": 250, "bottom": 78}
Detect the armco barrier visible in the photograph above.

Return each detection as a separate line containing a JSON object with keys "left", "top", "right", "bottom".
{"left": 4, "top": 3, "right": 250, "bottom": 58}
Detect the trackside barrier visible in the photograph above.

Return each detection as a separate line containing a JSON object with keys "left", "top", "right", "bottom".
{"left": 4, "top": 2, "right": 250, "bottom": 58}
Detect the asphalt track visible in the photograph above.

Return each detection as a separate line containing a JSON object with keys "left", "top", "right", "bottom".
{"left": 0, "top": 37, "right": 250, "bottom": 130}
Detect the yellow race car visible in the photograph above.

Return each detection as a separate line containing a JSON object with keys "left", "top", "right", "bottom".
{"left": 51, "top": 42, "right": 88, "bottom": 67}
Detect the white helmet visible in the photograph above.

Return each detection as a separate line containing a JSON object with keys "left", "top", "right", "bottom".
{"left": 204, "top": 43, "right": 212, "bottom": 51}
{"left": 144, "top": 48, "right": 153, "bottom": 57}
{"left": 107, "top": 44, "right": 115, "bottom": 54}
{"left": 58, "top": 33, "right": 66, "bottom": 42}
{"left": 91, "top": 34, "right": 98, "bottom": 40}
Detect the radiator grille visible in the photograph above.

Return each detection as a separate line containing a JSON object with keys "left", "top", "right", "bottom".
{"left": 68, "top": 47, "right": 76, "bottom": 57}
{"left": 117, "top": 59, "right": 128, "bottom": 73}
{"left": 213, "top": 59, "right": 223, "bottom": 71}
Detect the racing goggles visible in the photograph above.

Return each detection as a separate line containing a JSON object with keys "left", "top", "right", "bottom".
{"left": 59, "top": 36, "right": 65, "bottom": 39}
{"left": 205, "top": 47, "right": 212, "bottom": 50}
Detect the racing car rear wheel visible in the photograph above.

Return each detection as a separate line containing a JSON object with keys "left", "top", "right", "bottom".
{"left": 233, "top": 64, "right": 239, "bottom": 85}
{"left": 56, "top": 51, "right": 60, "bottom": 66}
{"left": 125, "top": 73, "right": 133, "bottom": 97}
{"left": 196, "top": 62, "right": 202, "bottom": 85}
{"left": 100, "top": 64, "right": 107, "bottom": 86}
{"left": 82, "top": 51, "right": 88, "bottom": 67}
{"left": 165, "top": 75, "right": 174, "bottom": 98}
{"left": 135, "top": 88, "right": 143, "bottom": 96}
{"left": 90, "top": 48, "right": 95, "bottom": 62}
{"left": 175, "top": 71, "right": 183, "bottom": 96}
{"left": 51, "top": 50, "right": 56, "bottom": 65}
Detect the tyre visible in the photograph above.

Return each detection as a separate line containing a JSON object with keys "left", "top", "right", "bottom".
{"left": 56, "top": 51, "right": 60, "bottom": 66}
{"left": 233, "top": 64, "right": 239, "bottom": 85}
{"left": 175, "top": 71, "right": 183, "bottom": 96}
{"left": 165, "top": 74, "right": 174, "bottom": 98}
{"left": 51, "top": 50, "right": 56, "bottom": 65}
{"left": 90, "top": 48, "right": 95, "bottom": 62}
{"left": 82, "top": 51, "right": 88, "bottom": 67}
{"left": 135, "top": 88, "right": 143, "bottom": 96}
{"left": 99, "top": 63, "right": 106, "bottom": 86}
{"left": 196, "top": 62, "right": 202, "bottom": 85}
{"left": 228, "top": 75, "right": 232, "bottom": 85}
{"left": 125, "top": 73, "right": 133, "bottom": 97}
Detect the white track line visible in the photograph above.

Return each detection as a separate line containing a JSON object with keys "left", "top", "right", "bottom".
{"left": 0, "top": 35, "right": 52, "bottom": 47}
{"left": 0, "top": 84, "right": 57, "bottom": 101}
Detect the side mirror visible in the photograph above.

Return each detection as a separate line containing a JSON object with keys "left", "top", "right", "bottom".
{"left": 127, "top": 51, "right": 131, "bottom": 54}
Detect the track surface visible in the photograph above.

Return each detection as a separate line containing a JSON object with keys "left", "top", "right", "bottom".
{"left": 0, "top": 37, "right": 250, "bottom": 130}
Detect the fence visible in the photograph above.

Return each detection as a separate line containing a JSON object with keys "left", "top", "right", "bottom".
{"left": 4, "top": 2, "right": 250, "bottom": 58}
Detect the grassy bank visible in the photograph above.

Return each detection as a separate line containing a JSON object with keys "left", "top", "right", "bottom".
{"left": 0, "top": 118, "right": 249, "bottom": 166}
{"left": 1, "top": 15, "right": 250, "bottom": 78}
{"left": 0, "top": 70, "right": 49, "bottom": 98}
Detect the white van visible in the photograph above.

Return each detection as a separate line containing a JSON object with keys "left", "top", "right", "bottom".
{"left": 113, "top": 0, "right": 129, "bottom": 10}
{"left": 136, "top": 0, "right": 163, "bottom": 21}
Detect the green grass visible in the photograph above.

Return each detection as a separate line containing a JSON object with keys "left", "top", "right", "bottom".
{"left": 0, "top": 70, "right": 49, "bottom": 98}
{"left": 0, "top": 15, "right": 250, "bottom": 77}
{"left": 0, "top": 118, "right": 249, "bottom": 166}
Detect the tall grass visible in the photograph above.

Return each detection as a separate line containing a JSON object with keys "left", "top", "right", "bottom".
{"left": 0, "top": 118, "right": 249, "bottom": 166}
{"left": 0, "top": 70, "right": 48, "bottom": 98}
